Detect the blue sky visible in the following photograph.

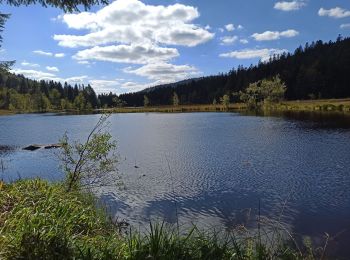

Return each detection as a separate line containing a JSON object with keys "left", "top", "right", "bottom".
{"left": 1, "top": 0, "right": 350, "bottom": 94}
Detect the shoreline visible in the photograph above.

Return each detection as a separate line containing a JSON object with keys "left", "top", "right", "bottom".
{"left": 1, "top": 98, "right": 350, "bottom": 116}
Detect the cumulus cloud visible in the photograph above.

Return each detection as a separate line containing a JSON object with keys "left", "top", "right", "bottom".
{"left": 120, "top": 81, "right": 152, "bottom": 92}
{"left": 65, "top": 76, "right": 89, "bottom": 84}
{"left": 55, "top": 53, "right": 65, "bottom": 58}
{"left": 46, "top": 66, "right": 59, "bottom": 72}
{"left": 21, "top": 61, "right": 40, "bottom": 68}
{"left": 33, "top": 50, "right": 53, "bottom": 56}
{"left": 11, "top": 69, "right": 56, "bottom": 80}
{"left": 73, "top": 44, "right": 179, "bottom": 64}
{"left": 53, "top": 0, "right": 211, "bottom": 90}
{"left": 318, "top": 7, "right": 350, "bottom": 19}
{"left": 77, "top": 60, "right": 90, "bottom": 65}
{"left": 33, "top": 50, "right": 65, "bottom": 58}
{"left": 225, "top": 24, "right": 235, "bottom": 32}
{"left": 340, "top": 23, "right": 350, "bottom": 29}
{"left": 274, "top": 1, "right": 306, "bottom": 11}
{"left": 251, "top": 29, "right": 299, "bottom": 41}
{"left": 124, "top": 62, "right": 199, "bottom": 82}
{"left": 240, "top": 39, "right": 249, "bottom": 44}
{"left": 11, "top": 68, "right": 87, "bottom": 84}
{"left": 220, "top": 36, "right": 238, "bottom": 45}
{"left": 219, "top": 48, "right": 288, "bottom": 61}
{"left": 89, "top": 79, "right": 123, "bottom": 94}
{"left": 54, "top": 0, "right": 213, "bottom": 48}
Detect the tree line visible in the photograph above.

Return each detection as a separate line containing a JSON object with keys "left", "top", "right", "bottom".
{"left": 1, "top": 36, "right": 349, "bottom": 110}
{"left": 119, "top": 36, "right": 350, "bottom": 107}
{"left": 0, "top": 71, "right": 100, "bottom": 111}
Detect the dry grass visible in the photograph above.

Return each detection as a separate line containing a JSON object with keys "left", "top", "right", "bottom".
{"left": 101, "top": 103, "right": 246, "bottom": 113}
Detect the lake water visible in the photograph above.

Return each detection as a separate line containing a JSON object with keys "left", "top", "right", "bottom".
{"left": 1, "top": 111, "right": 350, "bottom": 256}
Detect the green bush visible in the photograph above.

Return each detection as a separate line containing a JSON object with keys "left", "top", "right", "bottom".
{"left": 0, "top": 179, "right": 123, "bottom": 259}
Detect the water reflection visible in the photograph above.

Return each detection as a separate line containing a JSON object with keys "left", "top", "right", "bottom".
{"left": 1, "top": 112, "right": 350, "bottom": 256}
{"left": 242, "top": 110, "right": 350, "bottom": 129}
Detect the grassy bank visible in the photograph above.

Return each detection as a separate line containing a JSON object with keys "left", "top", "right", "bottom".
{"left": 266, "top": 99, "right": 350, "bottom": 112}
{"left": 0, "top": 179, "right": 325, "bottom": 259}
{"left": 104, "top": 103, "right": 246, "bottom": 113}
{"left": 0, "top": 109, "right": 15, "bottom": 115}
{"left": 1, "top": 98, "right": 349, "bottom": 116}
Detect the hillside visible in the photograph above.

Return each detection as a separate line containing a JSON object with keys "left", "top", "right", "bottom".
{"left": 119, "top": 36, "right": 350, "bottom": 107}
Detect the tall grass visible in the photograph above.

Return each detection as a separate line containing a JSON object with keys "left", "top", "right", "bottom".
{"left": 0, "top": 179, "right": 326, "bottom": 259}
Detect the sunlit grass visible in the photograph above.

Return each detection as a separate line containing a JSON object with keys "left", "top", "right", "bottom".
{"left": 269, "top": 99, "right": 350, "bottom": 112}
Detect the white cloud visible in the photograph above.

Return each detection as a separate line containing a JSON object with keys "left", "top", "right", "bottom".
{"left": 220, "top": 36, "right": 238, "bottom": 45}
{"left": 120, "top": 81, "right": 151, "bottom": 92}
{"left": 54, "top": 0, "right": 213, "bottom": 48}
{"left": 55, "top": 53, "right": 65, "bottom": 58}
{"left": 11, "top": 69, "right": 56, "bottom": 80}
{"left": 124, "top": 62, "right": 199, "bottom": 82}
{"left": 46, "top": 66, "right": 59, "bottom": 72}
{"left": 251, "top": 29, "right": 299, "bottom": 41}
{"left": 225, "top": 23, "right": 235, "bottom": 32}
{"left": 65, "top": 76, "right": 89, "bottom": 84}
{"left": 33, "top": 50, "right": 65, "bottom": 58}
{"left": 240, "top": 39, "right": 249, "bottom": 44}
{"left": 340, "top": 23, "right": 350, "bottom": 29}
{"left": 237, "top": 25, "right": 244, "bottom": 30}
{"left": 274, "top": 1, "right": 306, "bottom": 11}
{"left": 89, "top": 79, "right": 122, "bottom": 94}
{"left": 219, "top": 48, "right": 288, "bottom": 61}
{"left": 21, "top": 61, "right": 40, "bottom": 68}
{"left": 205, "top": 25, "right": 211, "bottom": 30}
{"left": 33, "top": 50, "right": 53, "bottom": 56}
{"left": 218, "top": 28, "right": 224, "bottom": 33}
{"left": 77, "top": 60, "right": 90, "bottom": 65}
{"left": 73, "top": 44, "right": 179, "bottom": 64}
{"left": 319, "top": 7, "right": 350, "bottom": 18}
{"left": 11, "top": 68, "right": 87, "bottom": 84}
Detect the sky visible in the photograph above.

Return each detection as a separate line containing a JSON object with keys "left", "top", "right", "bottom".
{"left": 1, "top": 0, "right": 350, "bottom": 94}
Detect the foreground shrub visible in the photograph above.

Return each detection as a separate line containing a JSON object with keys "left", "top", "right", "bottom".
{"left": 0, "top": 179, "right": 123, "bottom": 259}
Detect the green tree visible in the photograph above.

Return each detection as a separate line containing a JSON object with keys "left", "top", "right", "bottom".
{"left": 112, "top": 96, "right": 126, "bottom": 107}
{"left": 240, "top": 75, "right": 286, "bottom": 110}
{"left": 212, "top": 98, "right": 217, "bottom": 105}
{"left": 49, "top": 88, "right": 61, "bottom": 109}
{"left": 0, "top": 14, "right": 14, "bottom": 71}
{"left": 172, "top": 92, "right": 179, "bottom": 106}
{"left": 59, "top": 114, "right": 118, "bottom": 191}
{"left": 143, "top": 95, "right": 150, "bottom": 107}
{"left": 74, "top": 92, "right": 86, "bottom": 110}
{"left": 220, "top": 94, "right": 230, "bottom": 110}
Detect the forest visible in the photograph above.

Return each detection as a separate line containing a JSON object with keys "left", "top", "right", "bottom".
{"left": 119, "top": 36, "right": 350, "bottom": 107}
{"left": 1, "top": 36, "right": 350, "bottom": 110}
{"left": 0, "top": 71, "right": 100, "bottom": 111}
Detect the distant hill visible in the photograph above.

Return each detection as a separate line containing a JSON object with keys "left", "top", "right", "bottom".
{"left": 140, "top": 78, "right": 202, "bottom": 93}
{"left": 119, "top": 36, "right": 350, "bottom": 107}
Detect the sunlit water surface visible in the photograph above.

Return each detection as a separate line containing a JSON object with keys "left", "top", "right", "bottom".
{"left": 1, "top": 112, "right": 350, "bottom": 256}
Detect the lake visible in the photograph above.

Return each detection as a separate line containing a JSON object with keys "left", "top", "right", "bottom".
{"left": 1, "top": 111, "right": 350, "bottom": 256}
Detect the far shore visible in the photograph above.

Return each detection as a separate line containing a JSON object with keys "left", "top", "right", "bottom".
{"left": 1, "top": 98, "right": 350, "bottom": 116}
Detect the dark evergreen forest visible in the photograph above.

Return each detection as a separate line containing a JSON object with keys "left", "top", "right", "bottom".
{"left": 119, "top": 36, "right": 350, "bottom": 107}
